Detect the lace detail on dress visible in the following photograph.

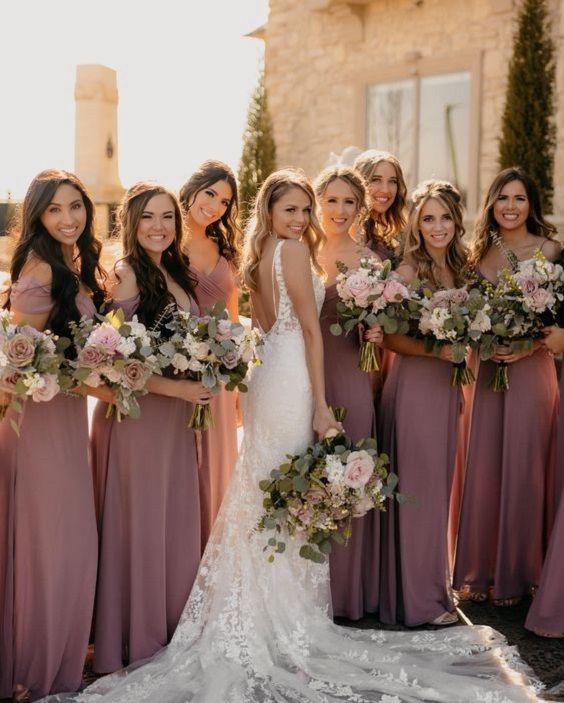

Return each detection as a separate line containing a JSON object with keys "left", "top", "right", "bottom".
{"left": 42, "top": 242, "right": 541, "bottom": 703}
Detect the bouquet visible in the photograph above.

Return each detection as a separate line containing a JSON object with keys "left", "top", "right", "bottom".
{"left": 478, "top": 251, "right": 564, "bottom": 392}
{"left": 331, "top": 258, "right": 415, "bottom": 372}
{"left": 417, "top": 286, "right": 492, "bottom": 386}
{"left": 157, "top": 300, "right": 262, "bottom": 430}
{"left": 69, "top": 308, "right": 161, "bottom": 420}
{"left": 258, "top": 409, "right": 400, "bottom": 563}
{"left": 0, "top": 310, "right": 71, "bottom": 433}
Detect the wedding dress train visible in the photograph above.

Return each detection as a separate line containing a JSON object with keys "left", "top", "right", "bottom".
{"left": 45, "top": 240, "right": 541, "bottom": 703}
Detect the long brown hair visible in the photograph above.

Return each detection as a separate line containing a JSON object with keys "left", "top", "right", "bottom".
{"left": 469, "top": 167, "right": 557, "bottom": 267}
{"left": 179, "top": 160, "right": 241, "bottom": 265}
{"left": 116, "top": 182, "right": 196, "bottom": 326}
{"left": 6, "top": 169, "right": 106, "bottom": 335}
{"left": 353, "top": 150, "right": 407, "bottom": 248}
{"left": 403, "top": 180, "right": 468, "bottom": 289}
{"left": 240, "top": 169, "right": 325, "bottom": 291}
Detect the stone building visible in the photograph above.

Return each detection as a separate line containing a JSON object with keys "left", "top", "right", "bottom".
{"left": 74, "top": 64, "right": 124, "bottom": 236}
{"left": 254, "top": 0, "right": 564, "bottom": 224}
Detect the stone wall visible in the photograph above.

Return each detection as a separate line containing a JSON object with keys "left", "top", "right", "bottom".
{"left": 263, "top": 0, "right": 564, "bottom": 221}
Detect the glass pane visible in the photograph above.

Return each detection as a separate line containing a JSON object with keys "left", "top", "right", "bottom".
{"left": 366, "top": 79, "right": 415, "bottom": 185}
{"left": 418, "top": 72, "right": 471, "bottom": 201}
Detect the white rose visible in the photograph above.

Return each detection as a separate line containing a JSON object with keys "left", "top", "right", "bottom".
{"left": 117, "top": 337, "right": 136, "bottom": 357}
{"left": 171, "top": 353, "right": 189, "bottom": 372}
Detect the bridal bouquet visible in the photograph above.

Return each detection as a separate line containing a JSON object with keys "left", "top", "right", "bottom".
{"left": 478, "top": 251, "right": 564, "bottom": 392}
{"left": 69, "top": 308, "right": 160, "bottom": 420}
{"left": 417, "top": 286, "right": 492, "bottom": 386}
{"left": 258, "top": 410, "right": 398, "bottom": 563}
{"left": 158, "top": 301, "right": 262, "bottom": 430}
{"left": 331, "top": 258, "right": 415, "bottom": 372}
{"left": 0, "top": 310, "right": 71, "bottom": 433}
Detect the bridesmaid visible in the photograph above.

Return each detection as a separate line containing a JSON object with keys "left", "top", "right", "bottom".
{"left": 91, "top": 182, "right": 211, "bottom": 674}
{"left": 379, "top": 180, "right": 468, "bottom": 626}
{"left": 179, "top": 160, "right": 241, "bottom": 550}
{"left": 525, "top": 324, "right": 564, "bottom": 637}
{"left": 314, "top": 166, "right": 383, "bottom": 620}
{"left": 454, "top": 168, "right": 560, "bottom": 606}
{"left": 352, "top": 149, "right": 407, "bottom": 263}
{"left": 0, "top": 170, "right": 105, "bottom": 700}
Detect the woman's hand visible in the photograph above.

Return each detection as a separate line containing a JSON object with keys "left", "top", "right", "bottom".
{"left": 313, "top": 404, "right": 343, "bottom": 439}
{"left": 361, "top": 323, "right": 383, "bottom": 345}
{"left": 542, "top": 326, "right": 564, "bottom": 355}
{"left": 491, "top": 342, "right": 538, "bottom": 364}
{"left": 176, "top": 380, "right": 213, "bottom": 405}
{"left": 72, "top": 384, "right": 116, "bottom": 405}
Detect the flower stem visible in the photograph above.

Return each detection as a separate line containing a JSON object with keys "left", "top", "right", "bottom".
{"left": 359, "top": 340, "right": 379, "bottom": 372}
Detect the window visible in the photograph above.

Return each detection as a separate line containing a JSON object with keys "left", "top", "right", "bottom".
{"left": 367, "top": 71, "right": 471, "bottom": 200}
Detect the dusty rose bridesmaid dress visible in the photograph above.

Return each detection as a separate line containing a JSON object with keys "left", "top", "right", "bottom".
{"left": 320, "top": 283, "right": 377, "bottom": 620}
{"left": 190, "top": 256, "right": 239, "bottom": 550}
{"left": 91, "top": 296, "right": 201, "bottom": 674}
{"left": 0, "top": 277, "right": 97, "bottom": 701}
{"left": 453, "top": 352, "right": 558, "bottom": 602}
{"left": 379, "top": 354, "right": 459, "bottom": 626}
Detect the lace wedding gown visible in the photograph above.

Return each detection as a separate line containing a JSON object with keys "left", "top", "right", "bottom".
{"left": 45, "top": 241, "right": 541, "bottom": 703}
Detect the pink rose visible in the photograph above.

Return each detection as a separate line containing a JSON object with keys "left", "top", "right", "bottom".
{"left": 30, "top": 373, "right": 59, "bottom": 402}
{"left": 123, "top": 359, "right": 148, "bottom": 391}
{"left": 297, "top": 507, "right": 313, "bottom": 527}
{"left": 431, "top": 290, "right": 451, "bottom": 309}
{"left": 516, "top": 275, "right": 539, "bottom": 297}
{"left": 6, "top": 333, "right": 35, "bottom": 367}
{"left": 87, "top": 323, "right": 122, "bottom": 354}
{"left": 343, "top": 272, "right": 373, "bottom": 307}
{"left": 221, "top": 349, "right": 239, "bottom": 370}
{"left": 382, "top": 278, "right": 409, "bottom": 303}
{"left": 83, "top": 371, "right": 102, "bottom": 387}
{"left": 77, "top": 345, "right": 106, "bottom": 368}
{"left": 343, "top": 450, "right": 374, "bottom": 489}
{"left": 216, "top": 319, "right": 234, "bottom": 342}
{"left": 0, "top": 369, "right": 22, "bottom": 392}
{"left": 447, "top": 287, "right": 469, "bottom": 305}
{"left": 529, "top": 287, "right": 553, "bottom": 312}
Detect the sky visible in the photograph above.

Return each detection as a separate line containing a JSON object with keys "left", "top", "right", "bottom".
{"left": 0, "top": 0, "right": 268, "bottom": 200}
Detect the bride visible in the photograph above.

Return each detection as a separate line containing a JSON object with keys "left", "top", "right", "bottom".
{"left": 46, "top": 169, "right": 539, "bottom": 703}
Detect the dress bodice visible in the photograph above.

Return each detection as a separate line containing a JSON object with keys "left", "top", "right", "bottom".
{"left": 190, "top": 256, "right": 236, "bottom": 314}
{"left": 10, "top": 276, "right": 96, "bottom": 319}
{"left": 268, "top": 239, "right": 325, "bottom": 337}
{"left": 111, "top": 293, "right": 198, "bottom": 321}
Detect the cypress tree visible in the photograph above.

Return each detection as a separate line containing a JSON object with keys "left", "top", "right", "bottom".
{"left": 498, "top": 0, "right": 556, "bottom": 211}
{"left": 238, "top": 70, "right": 276, "bottom": 226}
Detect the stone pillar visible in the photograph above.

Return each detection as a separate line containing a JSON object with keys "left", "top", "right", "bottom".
{"left": 74, "top": 64, "right": 124, "bottom": 235}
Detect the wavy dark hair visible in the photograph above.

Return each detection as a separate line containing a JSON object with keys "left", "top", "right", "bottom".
{"left": 179, "top": 160, "right": 241, "bottom": 265}
{"left": 469, "top": 167, "right": 557, "bottom": 267}
{"left": 5, "top": 169, "right": 106, "bottom": 335}
{"left": 116, "top": 181, "right": 197, "bottom": 327}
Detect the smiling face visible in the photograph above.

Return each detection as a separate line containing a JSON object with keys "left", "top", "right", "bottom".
{"left": 368, "top": 160, "right": 399, "bottom": 216}
{"left": 492, "top": 179, "right": 529, "bottom": 233}
{"left": 39, "top": 184, "right": 87, "bottom": 247}
{"left": 270, "top": 186, "right": 312, "bottom": 240}
{"left": 136, "top": 193, "right": 176, "bottom": 260}
{"left": 187, "top": 179, "right": 233, "bottom": 229}
{"left": 319, "top": 178, "right": 358, "bottom": 239}
{"left": 418, "top": 197, "right": 455, "bottom": 253}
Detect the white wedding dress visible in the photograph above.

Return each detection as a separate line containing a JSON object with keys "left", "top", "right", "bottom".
{"left": 45, "top": 240, "right": 541, "bottom": 703}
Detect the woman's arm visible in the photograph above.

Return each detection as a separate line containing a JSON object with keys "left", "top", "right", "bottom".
{"left": 226, "top": 285, "right": 240, "bottom": 323}
{"left": 145, "top": 375, "right": 212, "bottom": 404}
{"left": 282, "top": 240, "right": 341, "bottom": 437}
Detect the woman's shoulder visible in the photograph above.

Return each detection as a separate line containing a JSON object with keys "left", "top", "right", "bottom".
{"left": 19, "top": 256, "right": 52, "bottom": 286}
{"left": 395, "top": 260, "right": 417, "bottom": 284}
{"left": 538, "top": 237, "right": 562, "bottom": 262}
{"left": 110, "top": 260, "right": 139, "bottom": 300}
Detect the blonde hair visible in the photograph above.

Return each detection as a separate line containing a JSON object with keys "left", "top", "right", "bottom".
{"left": 353, "top": 150, "right": 407, "bottom": 247}
{"left": 403, "top": 180, "right": 468, "bottom": 289}
{"left": 313, "top": 166, "right": 370, "bottom": 238}
{"left": 240, "top": 169, "right": 326, "bottom": 291}
{"left": 468, "top": 167, "right": 557, "bottom": 267}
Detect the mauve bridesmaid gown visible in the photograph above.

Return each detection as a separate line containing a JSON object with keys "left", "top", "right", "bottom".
{"left": 453, "top": 351, "right": 558, "bottom": 601}
{"left": 190, "top": 256, "right": 239, "bottom": 550}
{"left": 320, "top": 283, "right": 377, "bottom": 620}
{"left": 379, "top": 353, "right": 459, "bottom": 626}
{"left": 91, "top": 295, "right": 201, "bottom": 674}
{"left": 0, "top": 277, "right": 97, "bottom": 701}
